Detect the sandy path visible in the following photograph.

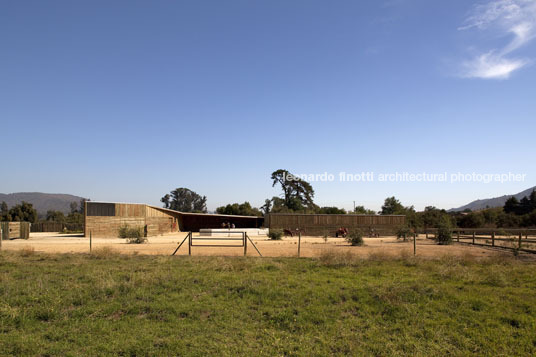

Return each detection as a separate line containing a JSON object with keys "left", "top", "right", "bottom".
{"left": 0, "top": 232, "right": 524, "bottom": 259}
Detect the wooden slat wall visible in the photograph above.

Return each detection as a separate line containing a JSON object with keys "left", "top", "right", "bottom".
{"left": 87, "top": 202, "right": 115, "bottom": 216}
{"left": 85, "top": 216, "right": 146, "bottom": 238}
{"left": 0, "top": 222, "right": 30, "bottom": 239}
{"left": 179, "top": 215, "right": 262, "bottom": 232}
{"left": 146, "top": 217, "right": 175, "bottom": 236}
{"left": 31, "top": 222, "right": 84, "bottom": 232}
{"left": 267, "top": 214, "right": 405, "bottom": 236}
{"left": 85, "top": 203, "right": 180, "bottom": 237}
{"left": 115, "top": 203, "right": 146, "bottom": 217}
{"left": 146, "top": 206, "right": 175, "bottom": 217}
{"left": 8, "top": 222, "right": 20, "bottom": 238}
{"left": 84, "top": 202, "right": 263, "bottom": 236}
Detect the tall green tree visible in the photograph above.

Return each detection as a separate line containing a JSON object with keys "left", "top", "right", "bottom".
{"left": 458, "top": 212, "right": 485, "bottom": 228}
{"left": 530, "top": 190, "right": 536, "bottom": 211}
{"left": 504, "top": 192, "right": 536, "bottom": 216}
{"left": 354, "top": 205, "right": 376, "bottom": 214}
{"left": 271, "top": 169, "right": 315, "bottom": 211}
{"left": 216, "top": 202, "right": 262, "bottom": 216}
{"left": 421, "top": 206, "right": 444, "bottom": 228}
{"left": 260, "top": 199, "right": 272, "bottom": 215}
{"left": 46, "top": 210, "right": 66, "bottom": 223}
{"left": 380, "top": 197, "right": 406, "bottom": 215}
{"left": 161, "top": 188, "right": 207, "bottom": 213}
{"left": 8, "top": 201, "right": 38, "bottom": 223}
{"left": 381, "top": 197, "right": 422, "bottom": 230}
{"left": 317, "top": 206, "right": 346, "bottom": 214}
{"left": 70, "top": 201, "right": 79, "bottom": 214}
{"left": 1, "top": 201, "right": 9, "bottom": 221}
{"left": 504, "top": 197, "right": 520, "bottom": 214}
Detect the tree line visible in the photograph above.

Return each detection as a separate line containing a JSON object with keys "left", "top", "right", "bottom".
{"left": 0, "top": 199, "right": 88, "bottom": 226}
{"left": 160, "top": 169, "right": 536, "bottom": 230}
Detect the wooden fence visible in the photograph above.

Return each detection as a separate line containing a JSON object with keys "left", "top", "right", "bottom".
{"left": 1, "top": 222, "right": 30, "bottom": 240}
{"left": 31, "top": 222, "right": 84, "bottom": 233}
{"left": 424, "top": 228, "right": 536, "bottom": 254}
{"left": 266, "top": 213, "right": 405, "bottom": 236}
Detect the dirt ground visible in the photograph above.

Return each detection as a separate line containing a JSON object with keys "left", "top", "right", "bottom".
{"left": 0, "top": 232, "right": 528, "bottom": 259}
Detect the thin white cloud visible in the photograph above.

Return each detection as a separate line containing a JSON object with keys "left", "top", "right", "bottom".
{"left": 462, "top": 51, "right": 529, "bottom": 79}
{"left": 459, "top": 0, "right": 536, "bottom": 79}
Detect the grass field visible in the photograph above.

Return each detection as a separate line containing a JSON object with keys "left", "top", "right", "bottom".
{"left": 1, "top": 249, "right": 535, "bottom": 356}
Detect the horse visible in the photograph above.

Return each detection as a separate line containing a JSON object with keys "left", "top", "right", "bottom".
{"left": 283, "top": 229, "right": 294, "bottom": 237}
{"left": 335, "top": 227, "right": 348, "bottom": 238}
{"left": 283, "top": 228, "right": 306, "bottom": 237}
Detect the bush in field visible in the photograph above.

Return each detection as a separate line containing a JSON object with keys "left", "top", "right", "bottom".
{"left": 396, "top": 225, "right": 412, "bottom": 241}
{"left": 346, "top": 229, "right": 364, "bottom": 246}
{"left": 118, "top": 226, "right": 147, "bottom": 244}
{"left": 268, "top": 229, "right": 283, "bottom": 240}
{"left": 436, "top": 217, "right": 452, "bottom": 245}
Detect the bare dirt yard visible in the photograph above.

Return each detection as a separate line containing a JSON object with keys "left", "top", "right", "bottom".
{"left": 1, "top": 232, "right": 529, "bottom": 260}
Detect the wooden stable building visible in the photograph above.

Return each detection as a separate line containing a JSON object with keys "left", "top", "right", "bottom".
{"left": 85, "top": 202, "right": 405, "bottom": 238}
{"left": 265, "top": 213, "right": 405, "bottom": 236}
{"left": 84, "top": 201, "right": 264, "bottom": 238}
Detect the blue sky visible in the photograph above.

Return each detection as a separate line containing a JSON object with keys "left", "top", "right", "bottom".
{"left": 1, "top": 0, "right": 535, "bottom": 212}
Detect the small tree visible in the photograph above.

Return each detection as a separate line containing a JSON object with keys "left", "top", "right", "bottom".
{"left": 396, "top": 225, "right": 412, "bottom": 241}
{"left": 436, "top": 216, "right": 452, "bottom": 245}
{"left": 346, "top": 229, "right": 364, "bottom": 246}
{"left": 268, "top": 229, "right": 283, "bottom": 240}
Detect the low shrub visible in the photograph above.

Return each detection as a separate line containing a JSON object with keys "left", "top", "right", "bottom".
{"left": 346, "top": 229, "right": 364, "bottom": 246}
{"left": 322, "top": 230, "right": 329, "bottom": 243}
{"left": 268, "top": 229, "right": 283, "bottom": 240}
{"left": 118, "top": 225, "right": 147, "bottom": 244}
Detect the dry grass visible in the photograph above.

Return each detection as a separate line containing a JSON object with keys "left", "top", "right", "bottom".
{"left": 317, "top": 249, "right": 360, "bottom": 266}
{"left": 17, "top": 246, "right": 35, "bottom": 257}
{"left": 90, "top": 246, "right": 119, "bottom": 258}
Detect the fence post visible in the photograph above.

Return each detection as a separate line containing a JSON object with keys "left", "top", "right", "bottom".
{"left": 90, "top": 231, "right": 92, "bottom": 253}
{"left": 0, "top": 227, "right": 2, "bottom": 251}
{"left": 457, "top": 231, "right": 460, "bottom": 242}
{"left": 413, "top": 233, "right": 416, "bottom": 256}
{"left": 425, "top": 230, "right": 428, "bottom": 239}
{"left": 244, "top": 232, "right": 247, "bottom": 257}
{"left": 188, "top": 232, "right": 192, "bottom": 256}
{"left": 298, "top": 231, "right": 301, "bottom": 257}
{"left": 472, "top": 231, "right": 475, "bottom": 245}
{"left": 519, "top": 232, "right": 522, "bottom": 250}
{"left": 492, "top": 231, "right": 495, "bottom": 247}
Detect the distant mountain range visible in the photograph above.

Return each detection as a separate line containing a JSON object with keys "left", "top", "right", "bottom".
{"left": 450, "top": 186, "right": 536, "bottom": 212}
{"left": 0, "top": 192, "right": 85, "bottom": 214}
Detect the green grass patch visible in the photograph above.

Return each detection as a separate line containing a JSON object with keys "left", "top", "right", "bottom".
{"left": 0, "top": 251, "right": 535, "bottom": 355}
